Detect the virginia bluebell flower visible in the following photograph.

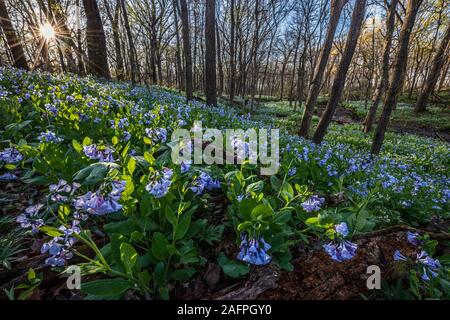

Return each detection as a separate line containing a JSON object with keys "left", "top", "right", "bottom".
{"left": 406, "top": 231, "right": 421, "bottom": 246}
{"left": 44, "top": 103, "right": 58, "bottom": 116}
{"left": 83, "top": 144, "right": 115, "bottom": 162}
{"left": 288, "top": 167, "right": 297, "bottom": 177}
{"left": 74, "top": 181, "right": 125, "bottom": 215}
{"left": 236, "top": 234, "right": 272, "bottom": 266}
{"left": 190, "top": 171, "right": 221, "bottom": 195}
{"left": 393, "top": 250, "right": 408, "bottom": 261}
{"left": 145, "top": 168, "right": 174, "bottom": 198}
{"left": 0, "top": 172, "right": 18, "bottom": 181}
{"left": 417, "top": 251, "right": 441, "bottom": 281}
{"left": 38, "top": 131, "right": 63, "bottom": 143}
{"left": 16, "top": 204, "right": 44, "bottom": 233}
{"left": 145, "top": 127, "right": 168, "bottom": 143}
{"left": 0, "top": 148, "right": 23, "bottom": 163}
{"left": 335, "top": 222, "right": 349, "bottom": 237}
{"left": 323, "top": 240, "right": 358, "bottom": 262}
{"left": 301, "top": 195, "right": 325, "bottom": 213}
{"left": 181, "top": 161, "right": 191, "bottom": 173}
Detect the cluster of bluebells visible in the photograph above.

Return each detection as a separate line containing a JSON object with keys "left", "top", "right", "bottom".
{"left": 323, "top": 223, "right": 358, "bottom": 262}
{"left": 236, "top": 233, "right": 272, "bottom": 266}
{"left": 83, "top": 144, "right": 115, "bottom": 162}
{"left": 145, "top": 127, "right": 168, "bottom": 144}
{"left": 38, "top": 131, "right": 63, "bottom": 143}
{"left": 74, "top": 181, "right": 126, "bottom": 215}
{"left": 393, "top": 231, "right": 441, "bottom": 281}
{"left": 16, "top": 204, "right": 45, "bottom": 233}
{"left": 48, "top": 179, "right": 81, "bottom": 203}
{"left": 190, "top": 171, "right": 221, "bottom": 195}
{"left": 145, "top": 168, "right": 174, "bottom": 198}
{"left": 301, "top": 195, "right": 325, "bottom": 213}
{"left": 0, "top": 148, "right": 23, "bottom": 163}
{"left": 0, "top": 172, "right": 19, "bottom": 181}
{"left": 41, "top": 220, "right": 80, "bottom": 267}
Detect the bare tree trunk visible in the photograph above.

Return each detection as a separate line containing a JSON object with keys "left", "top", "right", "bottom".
{"left": 119, "top": 0, "right": 138, "bottom": 85}
{"left": 298, "top": 0, "right": 347, "bottom": 137}
{"left": 173, "top": 0, "right": 183, "bottom": 91}
{"left": 229, "top": 0, "right": 236, "bottom": 104}
{"left": 179, "top": 0, "right": 193, "bottom": 101}
{"left": 0, "top": 0, "right": 28, "bottom": 69}
{"left": 371, "top": 0, "right": 423, "bottom": 155}
{"left": 104, "top": 0, "right": 124, "bottom": 80}
{"left": 312, "top": 0, "right": 367, "bottom": 144}
{"left": 363, "top": 0, "right": 398, "bottom": 133}
{"left": 216, "top": 22, "right": 224, "bottom": 98}
{"left": 82, "top": 0, "right": 110, "bottom": 79}
{"left": 205, "top": 0, "right": 217, "bottom": 106}
{"left": 414, "top": 24, "right": 450, "bottom": 113}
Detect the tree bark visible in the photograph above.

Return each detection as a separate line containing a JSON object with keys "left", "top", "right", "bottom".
{"left": 82, "top": 0, "right": 110, "bottom": 79}
{"left": 414, "top": 24, "right": 450, "bottom": 113}
{"left": 229, "top": 0, "right": 236, "bottom": 104}
{"left": 298, "top": 0, "right": 347, "bottom": 137}
{"left": 0, "top": 0, "right": 28, "bottom": 69}
{"left": 205, "top": 0, "right": 217, "bottom": 106}
{"left": 312, "top": 0, "right": 367, "bottom": 144}
{"left": 363, "top": 0, "right": 398, "bottom": 133}
{"left": 104, "top": 0, "right": 124, "bottom": 80}
{"left": 119, "top": 0, "right": 138, "bottom": 85}
{"left": 371, "top": 0, "right": 423, "bottom": 155}
{"left": 179, "top": 0, "right": 193, "bottom": 101}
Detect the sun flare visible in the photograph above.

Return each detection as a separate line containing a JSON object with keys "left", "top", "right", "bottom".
{"left": 40, "top": 23, "right": 55, "bottom": 40}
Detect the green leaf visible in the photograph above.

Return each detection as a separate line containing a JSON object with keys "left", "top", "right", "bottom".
{"left": 217, "top": 252, "right": 249, "bottom": 278}
{"left": 172, "top": 267, "right": 196, "bottom": 281}
{"left": 81, "top": 278, "right": 132, "bottom": 297}
{"left": 246, "top": 181, "right": 264, "bottom": 194}
{"left": 251, "top": 203, "right": 273, "bottom": 220}
{"left": 72, "top": 139, "right": 83, "bottom": 153}
{"left": 127, "top": 157, "right": 136, "bottom": 175}
{"left": 153, "top": 261, "right": 166, "bottom": 286}
{"left": 120, "top": 243, "right": 138, "bottom": 274}
{"left": 112, "top": 136, "right": 119, "bottom": 146}
{"left": 39, "top": 226, "right": 63, "bottom": 237}
{"left": 82, "top": 137, "right": 92, "bottom": 146}
{"left": 58, "top": 204, "right": 71, "bottom": 221}
{"left": 152, "top": 232, "right": 169, "bottom": 260}
{"left": 174, "top": 212, "right": 191, "bottom": 241}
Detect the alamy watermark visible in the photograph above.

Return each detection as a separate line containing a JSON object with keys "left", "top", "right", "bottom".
{"left": 170, "top": 121, "right": 280, "bottom": 175}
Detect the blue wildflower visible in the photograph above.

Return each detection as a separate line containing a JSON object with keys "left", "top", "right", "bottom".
{"left": 38, "top": 131, "right": 63, "bottom": 143}
{"left": 145, "top": 168, "right": 174, "bottom": 198}
{"left": 16, "top": 204, "right": 44, "bottom": 233}
{"left": 301, "top": 195, "right": 325, "bottom": 213}
{"left": 335, "top": 222, "right": 349, "bottom": 237}
{"left": 323, "top": 240, "right": 358, "bottom": 262}
{"left": 406, "top": 231, "right": 421, "bottom": 246}
{"left": 393, "top": 250, "right": 408, "bottom": 261}
{"left": 0, "top": 172, "right": 18, "bottom": 181}
{"left": 190, "top": 171, "right": 221, "bottom": 195}
{"left": 0, "top": 148, "right": 23, "bottom": 163}
{"left": 83, "top": 144, "right": 115, "bottom": 162}
{"left": 237, "top": 234, "right": 272, "bottom": 266}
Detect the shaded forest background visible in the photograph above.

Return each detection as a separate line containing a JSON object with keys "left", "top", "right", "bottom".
{"left": 0, "top": 0, "right": 449, "bottom": 151}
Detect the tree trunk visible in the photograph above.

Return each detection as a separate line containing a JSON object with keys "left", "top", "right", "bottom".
{"left": 312, "top": 0, "right": 367, "bottom": 144}
{"left": 104, "top": 0, "right": 124, "bottom": 80}
{"left": 216, "top": 22, "right": 224, "bottom": 98}
{"left": 205, "top": 0, "right": 217, "bottom": 106}
{"left": 179, "top": 0, "right": 193, "bottom": 101}
{"left": 229, "top": 0, "right": 236, "bottom": 104}
{"left": 371, "top": 0, "right": 423, "bottom": 155}
{"left": 298, "top": 0, "right": 347, "bottom": 137}
{"left": 363, "top": 0, "right": 398, "bottom": 133}
{"left": 82, "top": 0, "right": 110, "bottom": 79}
{"left": 173, "top": 0, "right": 183, "bottom": 91}
{"left": 414, "top": 24, "right": 450, "bottom": 113}
{"left": 0, "top": 0, "right": 28, "bottom": 69}
{"left": 119, "top": 0, "right": 138, "bottom": 85}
